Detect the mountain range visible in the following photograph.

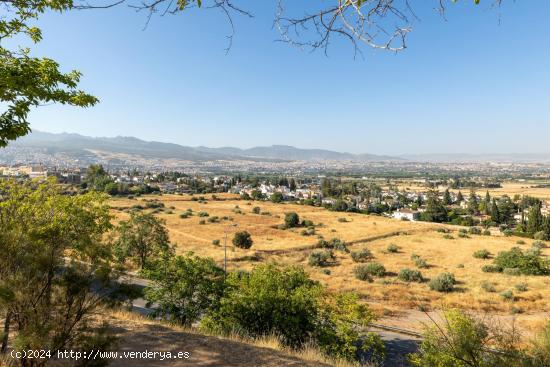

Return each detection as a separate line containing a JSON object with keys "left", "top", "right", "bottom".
{"left": 8, "top": 131, "right": 401, "bottom": 162}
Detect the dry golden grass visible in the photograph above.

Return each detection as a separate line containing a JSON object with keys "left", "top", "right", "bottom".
{"left": 106, "top": 310, "right": 359, "bottom": 367}
{"left": 110, "top": 194, "right": 550, "bottom": 329}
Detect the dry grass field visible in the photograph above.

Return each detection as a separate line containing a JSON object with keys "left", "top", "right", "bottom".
{"left": 110, "top": 194, "right": 550, "bottom": 332}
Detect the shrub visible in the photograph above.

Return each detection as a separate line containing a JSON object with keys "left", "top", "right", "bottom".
{"left": 503, "top": 268, "right": 521, "bottom": 276}
{"left": 517, "top": 240, "right": 526, "bottom": 245}
{"left": 458, "top": 232, "right": 469, "bottom": 238}
{"left": 207, "top": 216, "right": 220, "bottom": 223}
{"left": 338, "top": 217, "right": 348, "bottom": 223}
{"left": 473, "top": 249, "right": 491, "bottom": 259}
{"left": 318, "top": 238, "right": 348, "bottom": 252}
{"left": 353, "top": 266, "right": 373, "bottom": 282}
{"left": 199, "top": 220, "right": 206, "bottom": 225}
{"left": 308, "top": 250, "right": 334, "bottom": 267}
{"left": 414, "top": 258, "right": 429, "bottom": 269}
{"left": 398, "top": 269, "right": 423, "bottom": 283}
{"left": 356, "top": 262, "right": 386, "bottom": 277}
{"left": 198, "top": 211, "right": 209, "bottom": 217}
{"left": 212, "top": 239, "right": 220, "bottom": 246}
{"left": 482, "top": 265, "right": 503, "bottom": 273}
{"left": 301, "top": 219, "right": 315, "bottom": 227}
{"left": 483, "top": 229, "right": 491, "bottom": 236}
{"left": 443, "top": 234, "right": 454, "bottom": 240}
{"left": 232, "top": 231, "right": 253, "bottom": 249}
{"left": 387, "top": 244, "right": 399, "bottom": 253}
{"left": 351, "top": 249, "right": 373, "bottom": 263}
{"left": 200, "top": 265, "right": 384, "bottom": 362}
{"left": 285, "top": 212, "right": 300, "bottom": 228}
{"left": 534, "top": 231, "right": 548, "bottom": 241}
{"left": 503, "top": 229, "right": 513, "bottom": 237}
{"left": 533, "top": 240, "right": 547, "bottom": 249}
{"left": 515, "top": 283, "right": 528, "bottom": 292}
{"left": 179, "top": 212, "right": 190, "bottom": 219}
{"left": 468, "top": 227, "right": 482, "bottom": 235}
{"left": 500, "top": 290, "right": 514, "bottom": 301}
{"left": 429, "top": 273, "right": 456, "bottom": 293}
{"left": 436, "top": 228, "right": 450, "bottom": 233}
{"left": 480, "top": 281, "right": 496, "bottom": 293}
{"left": 252, "top": 206, "right": 261, "bottom": 214}
{"left": 493, "top": 247, "right": 549, "bottom": 275}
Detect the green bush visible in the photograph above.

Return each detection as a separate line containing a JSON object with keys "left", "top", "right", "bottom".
{"left": 252, "top": 206, "right": 261, "bottom": 214}
{"left": 436, "top": 228, "right": 450, "bottom": 233}
{"left": 285, "top": 212, "right": 300, "bottom": 228}
{"left": 503, "top": 268, "right": 521, "bottom": 276}
{"left": 443, "top": 234, "right": 454, "bottom": 240}
{"left": 387, "top": 244, "right": 399, "bottom": 253}
{"left": 473, "top": 249, "right": 491, "bottom": 259}
{"left": 198, "top": 211, "right": 209, "bottom": 217}
{"left": 480, "top": 281, "right": 496, "bottom": 293}
{"left": 483, "top": 229, "right": 491, "bottom": 236}
{"left": 350, "top": 249, "right": 373, "bottom": 263}
{"left": 355, "top": 262, "right": 386, "bottom": 278}
{"left": 493, "top": 247, "right": 549, "bottom": 275}
{"left": 468, "top": 227, "right": 482, "bottom": 235}
{"left": 308, "top": 250, "right": 335, "bottom": 267}
{"left": 482, "top": 264, "right": 503, "bottom": 273}
{"left": 353, "top": 265, "right": 373, "bottom": 282}
{"left": 232, "top": 231, "right": 253, "bottom": 249}
{"left": 201, "top": 265, "right": 385, "bottom": 362}
{"left": 429, "top": 272, "right": 456, "bottom": 293}
{"left": 534, "top": 231, "right": 548, "bottom": 241}
{"left": 414, "top": 257, "right": 429, "bottom": 269}
{"left": 199, "top": 220, "right": 206, "bottom": 225}
{"left": 500, "top": 290, "right": 514, "bottom": 301}
{"left": 515, "top": 283, "right": 528, "bottom": 292}
{"left": 179, "top": 212, "right": 190, "bottom": 219}
{"left": 337, "top": 217, "right": 348, "bottom": 223}
{"left": 517, "top": 240, "right": 526, "bottom": 245}
{"left": 398, "top": 269, "right": 423, "bottom": 283}
{"left": 212, "top": 239, "right": 220, "bottom": 246}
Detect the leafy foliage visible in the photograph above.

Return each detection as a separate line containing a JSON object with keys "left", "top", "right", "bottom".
{"left": 429, "top": 273, "right": 457, "bottom": 293}
{"left": 232, "top": 231, "right": 253, "bottom": 249}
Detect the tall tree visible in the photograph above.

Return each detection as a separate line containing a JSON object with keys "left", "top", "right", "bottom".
{"left": 467, "top": 189, "right": 479, "bottom": 215}
{"left": 443, "top": 189, "right": 452, "bottom": 205}
{"left": 456, "top": 191, "right": 464, "bottom": 203}
{"left": 490, "top": 198, "right": 500, "bottom": 223}
{"left": 527, "top": 202, "right": 544, "bottom": 235}
{"left": 115, "top": 212, "right": 172, "bottom": 269}
{"left": 483, "top": 191, "right": 492, "bottom": 215}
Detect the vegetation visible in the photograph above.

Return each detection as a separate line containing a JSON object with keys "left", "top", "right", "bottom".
{"left": 350, "top": 248, "right": 373, "bottom": 263}
{"left": 354, "top": 262, "right": 386, "bottom": 278}
{"left": 233, "top": 231, "right": 253, "bottom": 249}
{"left": 473, "top": 249, "right": 491, "bottom": 259}
{"left": 398, "top": 269, "right": 423, "bottom": 283}
{"left": 493, "top": 247, "right": 549, "bottom": 275}
{"left": 429, "top": 273, "right": 457, "bottom": 293}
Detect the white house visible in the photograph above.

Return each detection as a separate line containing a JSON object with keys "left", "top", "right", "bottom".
{"left": 392, "top": 208, "right": 420, "bottom": 221}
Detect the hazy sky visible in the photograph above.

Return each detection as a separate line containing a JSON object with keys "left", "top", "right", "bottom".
{"left": 26, "top": 1, "right": 550, "bottom": 155}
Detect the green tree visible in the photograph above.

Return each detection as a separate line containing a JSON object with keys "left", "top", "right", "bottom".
{"left": 142, "top": 254, "right": 225, "bottom": 326}
{"left": 84, "top": 164, "right": 114, "bottom": 192}
{"left": 0, "top": 0, "right": 97, "bottom": 146}
{"left": 421, "top": 191, "right": 448, "bottom": 223}
{"left": 232, "top": 231, "right": 253, "bottom": 249}
{"left": 483, "top": 191, "right": 491, "bottom": 215}
{"left": 456, "top": 191, "right": 464, "bottom": 203}
{"left": 467, "top": 189, "right": 479, "bottom": 215}
{"left": 115, "top": 212, "right": 172, "bottom": 269}
{"left": 201, "top": 264, "right": 383, "bottom": 362}
{"left": 490, "top": 198, "right": 500, "bottom": 223}
{"left": 0, "top": 179, "right": 118, "bottom": 363}
{"left": 443, "top": 189, "right": 452, "bottom": 205}
{"left": 289, "top": 178, "right": 297, "bottom": 191}
{"left": 270, "top": 191, "right": 284, "bottom": 203}
{"left": 527, "top": 202, "right": 544, "bottom": 235}
{"left": 285, "top": 212, "right": 300, "bottom": 228}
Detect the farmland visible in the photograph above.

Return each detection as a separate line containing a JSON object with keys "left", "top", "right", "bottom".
{"left": 110, "top": 194, "right": 550, "bottom": 332}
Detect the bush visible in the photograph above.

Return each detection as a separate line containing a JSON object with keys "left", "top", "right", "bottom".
{"left": 199, "top": 220, "right": 206, "bottom": 225}
{"left": 212, "top": 239, "right": 220, "bottom": 246}
{"left": 252, "top": 206, "right": 261, "bottom": 214}
{"left": 515, "top": 283, "right": 528, "bottom": 292}
{"left": 355, "top": 262, "right": 386, "bottom": 278}
{"left": 468, "top": 227, "right": 482, "bottom": 235}
{"left": 198, "top": 211, "right": 209, "bottom": 217}
{"left": 503, "top": 268, "right": 521, "bottom": 276}
{"left": 429, "top": 272, "right": 456, "bottom": 293}
{"left": 436, "top": 228, "right": 450, "bottom": 233}
{"left": 500, "top": 290, "right": 514, "bottom": 301}
{"left": 200, "top": 265, "right": 384, "bottom": 362}
{"left": 387, "top": 244, "right": 399, "bottom": 253}
{"left": 308, "top": 250, "right": 334, "bottom": 267}
{"left": 493, "top": 247, "right": 549, "bottom": 275}
{"left": 353, "top": 266, "right": 373, "bottom": 282}
{"left": 517, "top": 240, "right": 526, "bottom": 245}
{"left": 480, "top": 281, "right": 496, "bottom": 293}
{"left": 414, "top": 257, "right": 429, "bottom": 269}
{"left": 207, "top": 216, "right": 220, "bottom": 223}
{"left": 179, "top": 212, "right": 190, "bottom": 219}
{"left": 443, "top": 234, "right": 454, "bottom": 240}
{"left": 351, "top": 249, "right": 373, "bottom": 263}
{"left": 285, "top": 212, "right": 300, "bottom": 228}
{"left": 482, "top": 264, "right": 503, "bottom": 273}
{"left": 503, "top": 229, "right": 513, "bottom": 237}
{"left": 533, "top": 240, "right": 547, "bottom": 249}
{"left": 232, "top": 231, "right": 253, "bottom": 249}
{"left": 338, "top": 217, "right": 348, "bottom": 223}
{"left": 398, "top": 269, "right": 423, "bottom": 283}
{"left": 483, "top": 229, "right": 491, "bottom": 236}
{"left": 458, "top": 232, "right": 469, "bottom": 238}
{"left": 473, "top": 249, "right": 491, "bottom": 259}
{"left": 534, "top": 231, "right": 548, "bottom": 241}
{"left": 318, "top": 238, "right": 348, "bottom": 252}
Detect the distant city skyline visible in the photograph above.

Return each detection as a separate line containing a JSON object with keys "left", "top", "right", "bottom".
{"left": 25, "top": 2, "right": 550, "bottom": 155}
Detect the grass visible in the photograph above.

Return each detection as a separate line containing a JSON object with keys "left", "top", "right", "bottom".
{"left": 110, "top": 194, "right": 550, "bottom": 317}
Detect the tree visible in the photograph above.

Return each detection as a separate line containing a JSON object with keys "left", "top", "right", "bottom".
{"left": 483, "top": 191, "right": 491, "bottom": 215}
{"left": 421, "top": 191, "right": 448, "bottom": 223}
{"left": 270, "top": 191, "right": 284, "bottom": 203}
{"left": 490, "top": 198, "right": 500, "bottom": 223}
{"left": 285, "top": 212, "right": 300, "bottom": 228}
{"left": 201, "top": 264, "right": 384, "bottom": 362}
{"left": 84, "top": 164, "right": 114, "bottom": 192}
{"left": 289, "top": 178, "right": 297, "bottom": 191}
{"left": 115, "top": 212, "right": 172, "bottom": 269}
{"left": 467, "top": 189, "right": 479, "bottom": 215}
{"left": 527, "top": 202, "right": 544, "bottom": 235}
{"left": 0, "top": 179, "right": 119, "bottom": 364}
{"left": 0, "top": 0, "right": 97, "bottom": 147}
{"left": 457, "top": 191, "right": 464, "bottom": 203}
{"left": 142, "top": 254, "right": 225, "bottom": 326}
{"left": 443, "top": 189, "right": 452, "bottom": 205}
{"left": 232, "top": 231, "right": 253, "bottom": 249}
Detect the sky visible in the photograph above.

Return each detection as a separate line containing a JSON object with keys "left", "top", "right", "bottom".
{"left": 23, "top": 1, "right": 550, "bottom": 155}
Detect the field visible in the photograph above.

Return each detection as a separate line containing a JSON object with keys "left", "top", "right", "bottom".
{"left": 110, "top": 194, "right": 550, "bottom": 332}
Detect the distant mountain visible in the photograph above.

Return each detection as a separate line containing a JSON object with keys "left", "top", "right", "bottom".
{"left": 8, "top": 131, "right": 400, "bottom": 163}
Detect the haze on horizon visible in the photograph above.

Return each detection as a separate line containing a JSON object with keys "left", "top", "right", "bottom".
{"left": 26, "top": 1, "right": 550, "bottom": 155}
